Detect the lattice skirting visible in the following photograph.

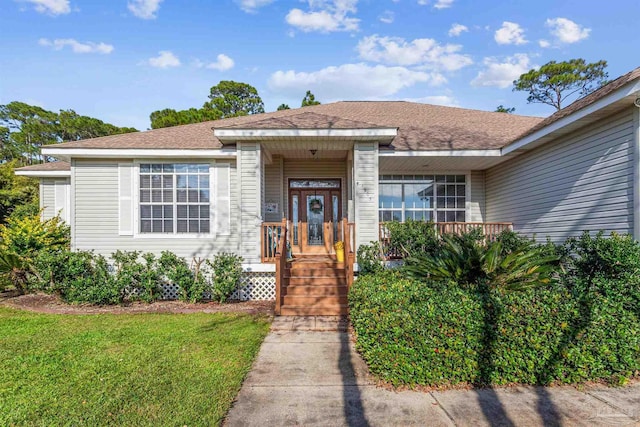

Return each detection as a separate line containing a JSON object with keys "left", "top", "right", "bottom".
{"left": 231, "top": 272, "right": 276, "bottom": 301}
{"left": 157, "top": 272, "right": 276, "bottom": 301}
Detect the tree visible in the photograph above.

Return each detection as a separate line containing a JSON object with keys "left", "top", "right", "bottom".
{"left": 277, "top": 104, "right": 290, "bottom": 111}
{"left": 301, "top": 90, "right": 321, "bottom": 107}
{"left": 495, "top": 105, "right": 516, "bottom": 114}
{"left": 513, "top": 59, "right": 609, "bottom": 111}
{"left": 203, "top": 81, "right": 264, "bottom": 117}
{"left": 150, "top": 107, "right": 221, "bottom": 129}
{"left": 0, "top": 160, "right": 38, "bottom": 224}
{"left": 0, "top": 102, "right": 138, "bottom": 164}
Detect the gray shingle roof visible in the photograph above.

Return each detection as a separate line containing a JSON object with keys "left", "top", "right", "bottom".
{"left": 16, "top": 161, "right": 70, "bottom": 172}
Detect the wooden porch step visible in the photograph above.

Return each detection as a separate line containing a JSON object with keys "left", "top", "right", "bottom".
{"left": 284, "top": 285, "right": 348, "bottom": 296}
{"left": 283, "top": 295, "right": 348, "bottom": 306}
{"left": 285, "top": 268, "right": 346, "bottom": 278}
{"left": 280, "top": 305, "right": 349, "bottom": 316}
{"left": 290, "top": 261, "right": 344, "bottom": 270}
{"left": 287, "top": 277, "right": 347, "bottom": 286}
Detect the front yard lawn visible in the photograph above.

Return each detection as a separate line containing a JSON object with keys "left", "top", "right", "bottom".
{"left": 0, "top": 307, "right": 270, "bottom": 426}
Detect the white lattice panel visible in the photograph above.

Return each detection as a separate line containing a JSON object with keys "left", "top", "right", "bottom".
{"left": 231, "top": 272, "right": 276, "bottom": 301}
{"left": 161, "top": 283, "right": 180, "bottom": 300}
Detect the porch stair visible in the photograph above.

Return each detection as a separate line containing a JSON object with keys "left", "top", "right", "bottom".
{"left": 279, "top": 256, "right": 349, "bottom": 316}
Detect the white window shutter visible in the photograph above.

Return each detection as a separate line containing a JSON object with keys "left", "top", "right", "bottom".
{"left": 118, "top": 163, "right": 134, "bottom": 235}
{"left": 213, "top": 162, "right": 231, "bottom": 235}
{"left": 54, "top": 180, "right": 68, "bottom": 222}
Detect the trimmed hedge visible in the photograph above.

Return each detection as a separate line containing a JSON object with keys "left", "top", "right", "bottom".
{"left": 350, "top": 265, "right": 640, "bottom": 387}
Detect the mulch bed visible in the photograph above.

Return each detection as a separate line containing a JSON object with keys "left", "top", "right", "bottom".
{"left": 0, "top": 292, "right": 274, "bottom": 316}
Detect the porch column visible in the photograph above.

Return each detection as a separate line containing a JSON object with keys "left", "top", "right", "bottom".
{"left": 353, "top": 141, "right": 379, "bottom": 251}
{"left": 237, "top": 142, "right": 262, "bottom": 263}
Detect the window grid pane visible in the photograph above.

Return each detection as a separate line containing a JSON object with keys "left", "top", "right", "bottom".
{"left": 379, "top": 175, "right": 466, "bottom": 223}
{"left": 140, "top": 163, "right": 210, "bottom": 234}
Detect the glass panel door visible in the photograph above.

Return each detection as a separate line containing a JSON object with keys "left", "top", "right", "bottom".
{"left": 307, "top": 195, "right": 325, "bottom": 246}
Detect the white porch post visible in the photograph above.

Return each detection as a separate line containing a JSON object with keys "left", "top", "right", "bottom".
{"left": 353, "top": 141, "right": 379, "bottom": 251}
{"left": 238, "top": 142, "right": 263, "bottom": 262}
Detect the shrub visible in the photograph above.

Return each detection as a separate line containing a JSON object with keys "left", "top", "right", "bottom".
{"left": 357, "top": 242, "right": 384, "bottom": 275}
{"left": 0, "top": 251, "right": 32, "bottom": 294}
{"left": 349, "top": 272, "right": 640, "bottom": 387}
{"left": 31, "top": 250, "right": 120, "bottom": 305}
{"left": 404, "top": 231, "right": 560, "bottom": 290}
{"left": 111, "top": 250, "right": 161, "bottom": 303}
{"left": 383, "top": 220, "right": 440, "bottom": 258}
{"left": 0, "top": 212, "right": 69, "bottom": 258}
{"left": 207, "top": 252, "right": 243, "bottom": 303}
{"left": 158, "top": 251, "right": 200, "bottom": 302}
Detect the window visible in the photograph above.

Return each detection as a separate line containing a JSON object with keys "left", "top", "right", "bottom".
{"left": 139, "top": 163, "right": 210, "bottom": 234}
{"left": 379, "top": 175, "right": 466, "bottom": 222}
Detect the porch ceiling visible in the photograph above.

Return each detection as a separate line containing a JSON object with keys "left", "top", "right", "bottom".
{"left": 263, "top": 139, "right": 353, "bottom": 160}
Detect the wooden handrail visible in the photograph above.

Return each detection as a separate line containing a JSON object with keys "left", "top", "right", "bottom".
{"left": 343, "top": 218, "right": 355, "bottom": 288}
{"left": 274, "top": 218, "right": 287, "bottom": 316}
{"left": 261, "top": 222, "right": 285, "bottom": 263}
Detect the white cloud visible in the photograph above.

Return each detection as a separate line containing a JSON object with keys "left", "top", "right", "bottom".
{"left": 148, "top": 51, "right": 180, "bottom": 68}
{"left": 285, "top": 0, "right": 359, "bottom": 33}
{"left": 538, "top": 39, "right": 550, "bottom": 48}
{"left": 379, "top": 10, "right": 394, "bottom": 24}
{"left": 417, "top": 0, "right": 454, "bottom": 8}
{"left": 235, "top": 0, "right": 274, "bottom": 13}
{"left": 206, "top": 54, "right": 235, "bottom": 71}
{"left": 404, "top": 95, "right": 459, "bottom": 106}
{"left": 268, "top": 63, "right": 442, "bottom": 100}
{"left": 19, "top": 0, "right": 70, "bottom": 15}
{"left": 471, "top": 54, "right": 533, "bottom": 88}
{"left": 38, "top": 38, "right": 114, "bottom": 54}
{"left": 448, "top": 23, "right": 468, "bottom": 37}
{"left": 128, "top": 0, "right": 162, "bottom": 19}
{"left": 357, "top": 35, "right": 472, "bottom": 71}
{"left": 494, "top": 21, "right": 527, "bottom": 45}
{"left": 434, "top": 0, "right": 454, "bottom": 9}
{"left": 545, "top": 17, "right": 590, "bottom": 44}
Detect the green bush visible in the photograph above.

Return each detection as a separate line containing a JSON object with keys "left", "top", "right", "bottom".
{"left": 111, "top": 250, "right": 161, "bottom": 303}
{"left": 349, "top": 231, "right": 640, "bottom": 387}
{"left": 357, "top": 242, "right": 384, "bottom": 275}
{"left": 31, "top": 250, "right": 121, "bottom": 305}
{"left": 158, "top": 251, "right": 200, "bottom": 302}
{"left": 383, "top": 220, "right": 440, "bottom": 258}
{"left": 0, "top": 212, "right": 69, "bottom": 258}
{"left": 207, "top": 252, "right": 243, "bottom": 303}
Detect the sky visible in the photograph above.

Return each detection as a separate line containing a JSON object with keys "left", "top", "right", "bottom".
{"left": 1, "top": 0, "right": 639, "bottom": 130}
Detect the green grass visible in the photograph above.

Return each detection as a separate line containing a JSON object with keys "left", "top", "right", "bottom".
{"left": 0, "top": 307, "right": 271, "bottom": 426}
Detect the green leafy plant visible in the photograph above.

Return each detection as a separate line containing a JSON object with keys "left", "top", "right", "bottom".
{"left": 383, "top": 220, "right": 440, "bottom": 258}
{"left": 0, "top": 251, "right": 32, "bottom": 294}
{"left": 158, "top": 251, "right": 200, "bottom": 302}
{"left": 111, "top": 250, "right": 160, "bottom": 303}
{"left": 207, "top": 252, "right": 243, "bottom": 303}
{"left": 357, "top": 241, "right": 384, "bottom": 275}
{"left": 0, "top": 212, "right": 69, "bottom": 258}
{"left": 405, "top": 231, "right": 560, "bottom": 290}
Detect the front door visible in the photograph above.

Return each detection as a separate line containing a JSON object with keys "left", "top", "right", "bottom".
{"left": 289, "top": 181, "right": 342, "bottom": 255}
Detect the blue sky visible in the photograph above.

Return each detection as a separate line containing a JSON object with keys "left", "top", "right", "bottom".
{"left": 1, "top": 0, "right": 639, "bottom": 130}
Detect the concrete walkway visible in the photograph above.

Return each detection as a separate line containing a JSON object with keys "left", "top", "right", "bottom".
{"left": 225, "top": 316, "right": 640, "bottom": 426}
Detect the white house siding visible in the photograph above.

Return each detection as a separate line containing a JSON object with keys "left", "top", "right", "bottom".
{"left": 354, "top": 142, "right": 379, "bottom": 249}
{"left": 469, "top": 170, "right": 485, "bottom": 222}
{"left": 486, "top": 109, "right": 635, "bottom": 243}
{"left": 263, "top": 156, "right": 283, "bottom": 223}
{"left": 40, "top": 178, "right": 70, "bottom": 221}
{"left": 238, "top": 143, "right": 262, "bottom": 263}
{"left": 72, "top": 159, "right": 240, "bottom": 260}
{"left": 282, "top": 159, "right": 348, "bottom": 218}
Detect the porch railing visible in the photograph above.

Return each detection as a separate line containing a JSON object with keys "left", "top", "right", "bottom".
{"left": 379, "top": 222, "right": 513, "bottom": 260}
{"left": 343, "top": 218, "right": 355, "bottom": 288}
{"left": 274, "top": 218, "right": 287, "bottom": 316}
{"left": 261, "top": 222, "right": 285, "bottom": 263}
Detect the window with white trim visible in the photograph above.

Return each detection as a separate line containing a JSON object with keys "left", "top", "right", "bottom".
{"left": 379, "top": 175, "right": 466, "bottom": 222}
{"left": 139, "top": 164, "right": 210, "bottom": 234}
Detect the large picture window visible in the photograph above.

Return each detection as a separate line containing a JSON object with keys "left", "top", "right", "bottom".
{"left": 139, "top": 163, "right": 210, "bottom": 234}
{"left": 379, "top": 175, "right": 466, "bottom": 223}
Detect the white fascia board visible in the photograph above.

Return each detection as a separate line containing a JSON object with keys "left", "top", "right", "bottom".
{"left": 14, "top": 170, "right": 71, "bottom": 177}
{"left": 503, "top": 80, "right": 640, "bottom": 155}
{"left": 214, "top": 128, "right": 397, "bottom": 139}
{"left": 378, "top": 149, "right": 502, "bottom": 157}
{"left": 40, "top": 148, "right": 237, "bottom": 160}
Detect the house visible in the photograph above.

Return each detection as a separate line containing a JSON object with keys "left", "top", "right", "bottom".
{"left": 16, "top": 67, "right": 640, "bottom": 314}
